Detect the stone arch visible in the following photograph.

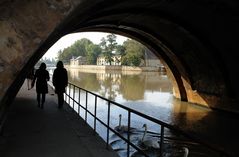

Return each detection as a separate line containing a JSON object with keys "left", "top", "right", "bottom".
{"left": 1, "top": 0, "right": 238, "bottom": 117}
{"left": 58, "top": 12, "right": 228, "bottom": 108}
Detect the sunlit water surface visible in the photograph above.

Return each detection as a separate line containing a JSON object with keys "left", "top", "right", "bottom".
{"left": 48, "top": 67, "right": 214, "bottom": 157}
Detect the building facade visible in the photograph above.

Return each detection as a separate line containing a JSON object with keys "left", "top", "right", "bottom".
{"left": 70, "top": 56, "right": 87, "bottom": 66}
{"left": 97, "top": 55, "right": 121, "bottom": 65}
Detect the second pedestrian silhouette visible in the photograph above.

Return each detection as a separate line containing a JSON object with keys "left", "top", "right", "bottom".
{"left": 53, "top": 61, "right": 68, "bottom": 109}
{"left": 31, "top": 62, "right": 50, "bottom": 109}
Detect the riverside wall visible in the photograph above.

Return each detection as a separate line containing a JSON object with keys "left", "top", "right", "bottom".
{"left": 65, "top": 65, "right": 166, "bottom": 73}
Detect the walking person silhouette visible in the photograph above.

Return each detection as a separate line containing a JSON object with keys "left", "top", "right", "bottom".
{"left": 53, "top": 61, "right": 68, "bottom": 109}
{"left": 31, "top": 62, "right": 50, "bottom": 109}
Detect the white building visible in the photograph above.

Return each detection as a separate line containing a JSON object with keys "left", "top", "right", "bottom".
{"left": 97, "top": 55, "right": 121, "bottom": 65}
{"left": 70, "top": 56, "right": 87, "bottom": 66}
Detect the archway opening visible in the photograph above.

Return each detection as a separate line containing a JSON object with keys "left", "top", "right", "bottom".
{"left": 30, "top": 31, "right": 215, "bottom": 156}
{"left": 37, "top": 31, "right": 175, "bottom": 111}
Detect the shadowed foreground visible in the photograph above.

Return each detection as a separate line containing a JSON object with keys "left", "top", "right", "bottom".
{"left": 0, "top": 81, "right": 118, "bottom": 157}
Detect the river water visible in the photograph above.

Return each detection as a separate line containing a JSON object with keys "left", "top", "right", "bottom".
{"left": 48, "top": 67, "right": 216, "bottom": 157}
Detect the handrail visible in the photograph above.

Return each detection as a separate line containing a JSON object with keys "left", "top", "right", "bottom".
{"left": 65, "top": 82, "right": 230, "bottom": 157}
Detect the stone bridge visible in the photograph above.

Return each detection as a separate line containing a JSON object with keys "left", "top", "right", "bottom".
{"left": 0, "top": 0, "right": 239, "bottom": 133}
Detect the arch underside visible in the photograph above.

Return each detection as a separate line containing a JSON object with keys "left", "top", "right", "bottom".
{"left": 1, "top": 0, "right": 238, "bottom": 116}
{"left": 60, "top": 7, "right": 229, "bottom": 109}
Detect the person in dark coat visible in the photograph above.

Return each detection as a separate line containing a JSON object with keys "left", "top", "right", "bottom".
{"left": 53, "top": 61, "right": 68, "bottom": 108}
{"left": 31, "top": 62, "right": 49, "bottom": 109}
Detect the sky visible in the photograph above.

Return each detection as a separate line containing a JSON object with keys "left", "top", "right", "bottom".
{"left": 43, "top": 32, "right": 128, "bottom": 59}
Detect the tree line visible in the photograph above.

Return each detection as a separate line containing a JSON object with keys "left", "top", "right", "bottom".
{"left": 57, "top": 33, "right": 146, "bottom": 66}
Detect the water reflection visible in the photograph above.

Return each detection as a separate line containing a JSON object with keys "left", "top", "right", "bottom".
{"left": 50, "top": 67, "right": 215, "bottom": 156}
{"left": 65, "top": 68, "right": 212, "bottom": 123}
{"left": 48, "top": 67, "right": 211, "bottom": 128}
{"left": 171, "top": 99, "right": 211, "bottom": 131}
{"left": 68, "top": 68, "right": 172, "bottom": 103}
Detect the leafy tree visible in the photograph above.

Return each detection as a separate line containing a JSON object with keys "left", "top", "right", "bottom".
{"left": 106, "top": 33, "right": 117, "bottom": 52}
{"left": 115, "top": 45, "right": 126, "bottom": 55}
{"left": 130, "top": 54, "right": 141, "bottom": 66}
{"left": 99, "top": 37, "right": 107, "bottom": 50}
{"left": 57, "top": 38, "right": 93, "bottom": 64}
{"left": 86, "top": 44, "right": 102, "bottom": 64}
{"left": 99, "top": 33, "right": 118, "bottom": 65}
{"left": 121, "top": 39, "right": 145, "bottom": 66}
{"left": 121, "top": 56, "right": 129, "bottom": 66}
{"left": 99, "top": 37, "right": 112, "bottom": 64}
{"left": 124, "top": 39, "right": 145, "bottom": 59}
{"left": 71, "top": 38, "right": 92, "bottom": 57}
{"left": 56, "top": 34, "right": 147, "bottom": 67}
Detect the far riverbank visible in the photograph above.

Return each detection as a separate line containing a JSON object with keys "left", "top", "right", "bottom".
{"left": 65, "top": 65, "right": 166, "bottom": 73}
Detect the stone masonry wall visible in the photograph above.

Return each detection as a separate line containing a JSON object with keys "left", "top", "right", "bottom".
{"left": 0, "top": 0, "right": 79, "bottom": 102}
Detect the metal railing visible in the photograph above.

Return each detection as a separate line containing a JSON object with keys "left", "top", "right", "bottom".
{"left": 65, "top": 82, "right": 230, "bottom": 157}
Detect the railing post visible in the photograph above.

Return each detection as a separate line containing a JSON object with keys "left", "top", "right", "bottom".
{"left": 59, "top": 83, "right": 225, "bottom": 157}
{"left": 160, "top": 125, "right": 164, "bottom": 156}
{"left": 127, "top": 111, "right": 131, "bottom": 157}
{"left": 68, "top": 84, "right": 71, "bottom": 105}
{"left": 78, "top": 88, "right": 81, "bottom": 116}
{"left": 85, "top": 91, "right": 88, "bottom": 124}
{"left": 94, "top": 96, "right": 97, "bottom": 133}
{"left": 106, "top": 101, "right": 110, "bottom": 149}
{"left": 64, "top": 83, "right": 68, "bottom": 103}
{"left": 73, "top": 85, "right": 75, "bottom": 111}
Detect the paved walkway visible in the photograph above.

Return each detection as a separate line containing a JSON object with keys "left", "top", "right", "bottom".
{"left": 0, "top": 82, "right": 119, "bottom": 157}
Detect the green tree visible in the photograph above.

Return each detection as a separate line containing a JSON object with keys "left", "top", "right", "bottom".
{"left": 86, "top": 44, "right": 102, "bottom": 64}
{"left": 99, "top": 37, "right": 107, "bottom": 50}
{"left": 57, "top": 38, "right": 93, "bottom": 63}
{"left": 121, "top": 39, "right": 145, "bottom": 66}
{"left": 115, "top": 45, "right": 126, "bottom": 55}
{"left": 99, "top": 37, "right": 113, "bottom": 64}
{"left": 106, "top": 33, "right": 117, "bottom": 52}
{"left": 57, "top": 48, "right": 69, "bottom": 64}
{"left": 99, "top": 33, "right": 118, "bottom": 65}
{"left": 71, "top": 38, "right": 92, "bottom": 57}
{"left": 130, "top": 54, "right": 141, "bottom": 66}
